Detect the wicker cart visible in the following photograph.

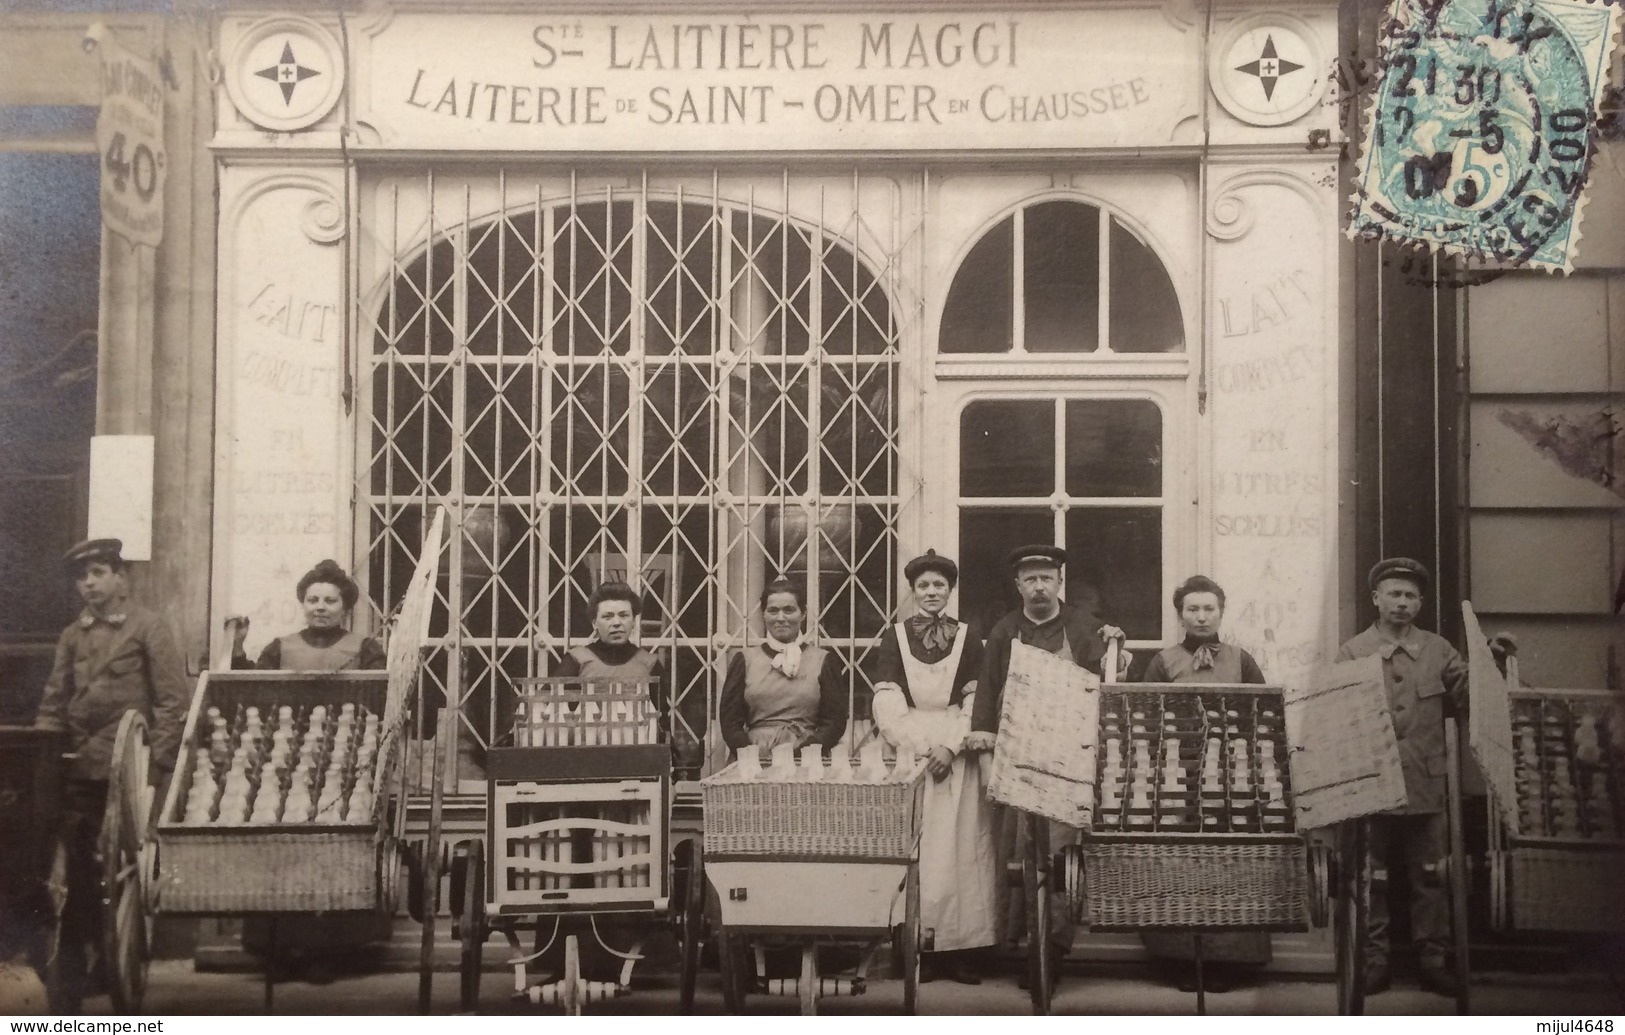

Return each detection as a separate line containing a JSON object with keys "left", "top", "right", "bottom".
{"left": 701, "top": 761, "right": 926, "bottom": 1015}
{"left": 436, "top": 676, "right": 702, "bottom": 1015}
{"left": 1465, "top": 605, "right": 1625, "bottom": 943}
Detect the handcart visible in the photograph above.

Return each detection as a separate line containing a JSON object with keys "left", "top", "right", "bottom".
{"left": 0, "top": 726, "right": 73, "bottom": 1009}
{"left": 436, "top": 676, "right": 703, "bottom": 1015}
{"left": 103, "top": 509, "right": 445, "bottom": 1014}
{"left": 1464, "top": 605, "right": 1625, "bottom": 958}
{"left": 701, "top": 756, "right": 926, "bottom": 1015}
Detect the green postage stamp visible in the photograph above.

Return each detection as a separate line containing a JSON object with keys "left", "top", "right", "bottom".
{"left": 1348, "top": 0, "right": 1622, "bottom": 272}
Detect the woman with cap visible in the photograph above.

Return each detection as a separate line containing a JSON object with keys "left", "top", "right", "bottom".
{"left": 719, "top": 577, "right": 848, "bottom": 754}
{"left": 228, "top": 559, "right": 385, "bottom": 671}
{"left": 1137, "top": 575, "right": 1271, "bottom": 993}
{"left": 871, "top": 550, "right": 997, "bottom": 984}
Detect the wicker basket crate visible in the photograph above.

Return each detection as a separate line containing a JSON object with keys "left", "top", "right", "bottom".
{"left": 155, "top": 671, "right": 396, "bottom": 914}
{"left": 701, "top": 764, "right": 924, "bottom": 860}
{"left": 1509, "top": 845, "right": 1625, "bottom": 933}
{"left": 1082, "top": 838, "right": 1308, "bottom": 930}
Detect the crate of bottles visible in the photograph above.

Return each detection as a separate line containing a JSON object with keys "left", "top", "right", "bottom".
{"left": 154, "top": 671, "right": 398, "bottom": 914}
{"left": 512, "top": 677, "right": 661, "bottom": 747}
{"left": 1503, "top": 689, "right": 1625, "bottom": 932}
{"left": 1082, "top": 684, "right": 1308, "bottom": 931}
{"left": 702, "top": 741, "right": 925, "bottom": 861}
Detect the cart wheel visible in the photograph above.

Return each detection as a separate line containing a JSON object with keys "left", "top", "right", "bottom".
{"left": 1444, "top": 717, "right": 1472, "bottom": 1016}
{"left": 717, "top": 932, "right": 747, "bottom": 1014}
{"left": 43, "top": 835, "right": 70, "bottom": 1012}
{"left": 1307, "top": 841, "right": 1332, "bottom": 929}
{"left": 677, "top": 842, "right": 703, "bottom": 1015}
{"left": 1024, "top": 821, "right": 1053, "bottom": 1015}
{"left": 799, "top": 944, "right": 818, "bottom": 1016}
{"left": 562, "top": 934, "right": 583, "bottom": 1016}
{"left": 901, "top": 861, "right": 922, "bottom": 1015}
{"left": 458, "top": 840, "right": 485, "bottom": 1013}
{"left": 101, "top": 711, "right": 151, "bottom": 1014}
{"left": 1334, "top": 820, "right": 1369, "bottom": 1016}
{"left": 417, "top": 709, "right": 447, "bottom": 1015}
{"left": 1488, "top": 850, "right": 1507, "bottom": 934}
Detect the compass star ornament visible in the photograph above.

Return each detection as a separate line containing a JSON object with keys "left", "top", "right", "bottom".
{"left": 226, "top": 16, "right": 344, "bottom": 132}
{"left": 1235, "top": 36, "right": 1304, "bottom": 102}
{"left": 254, "top": 41, "right": 320, "bottom": 105}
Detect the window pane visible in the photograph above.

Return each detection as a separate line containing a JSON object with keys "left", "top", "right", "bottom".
{"left": 1064, "top": 399, "right": 1162, "bottom": 497}
{"left": 961, "top": 400, "right": 1054, "bottom": 497}
{"left": 1024, "top": 201, "right": 1099, "bottom": 353}
{"left": 957, "top": 508, "right": 1053, "bottom": 637}
{"left": 1109, "top": 219, "right": 1184, "bottom": 353}
{"left": 939, "top": 217, "right": 1013, "bottom": 354}
{"left": 1066, "top": 507, "right": 1161, "bottom": 640}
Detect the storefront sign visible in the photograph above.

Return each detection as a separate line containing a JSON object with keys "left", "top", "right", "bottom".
{"left": 89, "top": 23, "right": 166, "bottom": 246}
{"left": 352, "top": 9, "right": 1200, "bottom": 150}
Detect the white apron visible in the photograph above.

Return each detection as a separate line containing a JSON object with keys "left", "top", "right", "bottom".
{"left": 876, "top": 622, "right": 1001, "bottom": 951}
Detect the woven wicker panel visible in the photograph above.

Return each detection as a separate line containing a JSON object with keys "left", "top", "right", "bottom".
{"left": 1463, "top": 602, "right": 1518, "bottom": 832}
{"left": 1285, "top": 655, "right": 1407, "bottom": 828}
{"left": 1510, "top": 847, "right": 1625, "bottom": 933}
{"left": 157, "top": 830, "right": 379, "bottom": 913}
{"left": 1082, "top": 840, "right": 1308, "bottom": 930}
{"left": 987, "top": 641, "right": 1100, "bottom": 828}
{"left": 702, "top": 769, "right": 922, "bottom": 858}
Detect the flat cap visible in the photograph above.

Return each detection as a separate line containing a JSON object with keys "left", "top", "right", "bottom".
{"left": 904, "top": 549, "right": 959, "bottom": 587}
{"left": 1007, "top": 544, "right": 1067, "bottom": 570}
{"left": 1369, "top": 556, "right": 1430, "bottom": 591}
{"left": 63, "top": 537, "right": 123, "bottom": 569}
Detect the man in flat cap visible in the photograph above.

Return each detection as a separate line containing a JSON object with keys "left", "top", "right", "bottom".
{"left": 967, "top": 543, "right": 1127, "bottom": 991}
{"left": 1336, "top": 557, "right": 1467, "bottom": 998}
{"left": 33, "top": 538, "right": 187, "bottom": 1003}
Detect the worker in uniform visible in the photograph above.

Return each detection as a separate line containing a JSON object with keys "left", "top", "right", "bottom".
{"left": 1137, "top": 575, "right": 1271, "bottom": 992}
{"left": 33, "top": 538, "right": 187, "bottom": 1007}
{"left": 966, "top": 544, "right": 1127, "bottom": 993}
{"left": 1336, "top": 557, "right": 1467, "bottom": 998}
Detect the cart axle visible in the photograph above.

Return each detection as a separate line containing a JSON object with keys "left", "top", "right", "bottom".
{"left": 521, "top": 978, "right": 627, "bottom": 1006}
{"left": 761, "top": 975, "right": 865, "bottom": 999}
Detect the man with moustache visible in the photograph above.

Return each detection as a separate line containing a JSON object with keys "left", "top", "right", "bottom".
{"left": 967, "top": 544, "right": 1126, "bottom": 993}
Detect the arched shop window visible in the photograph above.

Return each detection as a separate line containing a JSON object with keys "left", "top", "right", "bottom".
{"left": 940, "top": 199, "right": 1184, "bottom": 354}
{"left": 941, "top": 198, "right": 1180, "bottom": 642}
{"left": 362, "top": 181, "right": 901, "bottom": 777}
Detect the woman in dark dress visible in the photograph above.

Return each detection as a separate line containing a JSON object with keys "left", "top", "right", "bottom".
{"left": 228, "top": 559, "right": 385, "bottom": 671}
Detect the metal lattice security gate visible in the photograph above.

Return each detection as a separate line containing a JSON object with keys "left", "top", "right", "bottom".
{"left": 357, "top": 170, "right": 919, "bottom": 782}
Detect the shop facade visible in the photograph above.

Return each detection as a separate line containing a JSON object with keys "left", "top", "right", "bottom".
{"left": 209, "top": 2, "right": 1348, "bottom": 797}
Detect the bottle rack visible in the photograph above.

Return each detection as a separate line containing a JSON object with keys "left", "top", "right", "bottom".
{"left": 1511, "top": 695, "right": 1622, "bottom": 841}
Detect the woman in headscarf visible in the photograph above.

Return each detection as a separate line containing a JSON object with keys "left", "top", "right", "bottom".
{"left": 718, "top": 578, "right": 847, "bottom": 755}
{"left": 228, "top": 559, "right": 385, "bottom": 671}
{"left": 871, "top": 550, "right": 997, "bottom": 984}
{"left": 1138, "top": 574, "right": 1270, "bottom": 992}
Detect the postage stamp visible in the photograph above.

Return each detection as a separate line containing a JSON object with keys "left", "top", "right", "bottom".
{"left": 1348, "top": 0, "right": 1622, "bottom": 272}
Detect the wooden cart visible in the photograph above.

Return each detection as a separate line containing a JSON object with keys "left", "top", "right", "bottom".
{"left": 437, "top": 676, "right": 702, "bottom": 1015}
{"left": 701, "top": 761, "right": 926, "bottom": 1015}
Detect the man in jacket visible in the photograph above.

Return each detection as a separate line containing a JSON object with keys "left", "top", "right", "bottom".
{"left": 1336, "top": 557, "right": 1467, "bottom": 998}
{"left": 34, "top": 538, "right": 187, "bottom": 1003}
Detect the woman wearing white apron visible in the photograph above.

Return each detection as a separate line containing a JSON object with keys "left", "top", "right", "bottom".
{"left": 871, "top": 551, "right": 998, "bottom": 984}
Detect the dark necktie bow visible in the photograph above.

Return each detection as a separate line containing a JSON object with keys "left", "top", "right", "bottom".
{"left": 908, "top": 612, "right": 957, "bottom": 653}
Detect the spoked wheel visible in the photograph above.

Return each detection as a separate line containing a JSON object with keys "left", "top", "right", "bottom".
{"left": 798, "top": 943, "right": 818, "bottom": 1016}
{"left": 458, "top": 840, "right": 485, "bottom": 1013}
{"left": 677, "top": 841, "right": 704, "bottom": 1014}
{"left": 717, "top": 931, "right": 748, "bottom": 1014}
{"left": 1024, "top": 820, "right": 1053, "bottom": 1015}
{"left": 1334, "top": 819, "right": 1369, "bottom": 1016}
{"left": 901, "top": 862, "right": 922, "bottom": 1015}
{"left": 101, "top": 711, "right": 152, "bottom": 1014}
